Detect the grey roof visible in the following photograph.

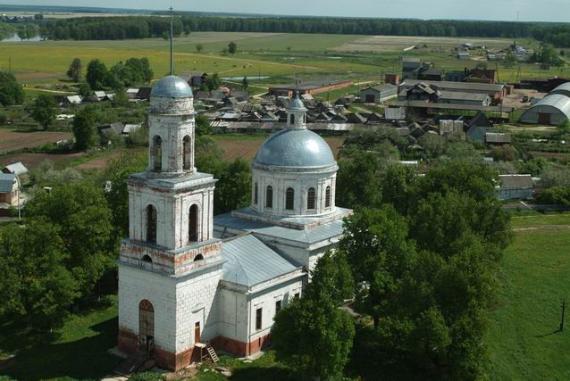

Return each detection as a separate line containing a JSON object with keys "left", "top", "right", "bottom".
{"left": 0, "top": 173, "right": 16, "bottom": 193}
{"left": 551, "top": 82, "right": 570, "bottom": 95}
{"left": 535, "top": 94, "right": 570, "bottom": 116}
{"left": 3, "top": 162, "right": 28, "bottom": 176}
{"left": 151, "top": 75, "right": 193, "bottom": 98}
{"left": 499, "top": 174, "right": 533, "bottom": 189}
{"left": 215, "top": 212, "right": 347, "bottom": 245}
{"left": 486, "top": 132, "right": 512, "bottom": 143}
{"left": 253, "top": 129, "right": 336, "bottom": 168}
{"left": 221, "top": 234, "right": 299, "bottom": 287}
{"left": 401, "top": 79, "right": 505, "bottom": 93}
{"left": 438, "top": 91, "right": 489, "bottom": 102}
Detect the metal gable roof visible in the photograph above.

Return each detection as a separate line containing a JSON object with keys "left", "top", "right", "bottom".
{"left": 0, "top": 173, "right": 16, "bottom": 193}
{"left": 3, "top": 162, "right": 28, "bottom": 176}
{"left": 221, "top": 234, "right": 299, "bottom": 287}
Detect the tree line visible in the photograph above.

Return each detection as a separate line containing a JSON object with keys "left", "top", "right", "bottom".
{"left": 16, "top": 15, "right": 570, "bottom": 47}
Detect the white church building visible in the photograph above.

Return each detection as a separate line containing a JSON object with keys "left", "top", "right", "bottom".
{"left": 118, "top": 75, "right": 351, "bottom": 370}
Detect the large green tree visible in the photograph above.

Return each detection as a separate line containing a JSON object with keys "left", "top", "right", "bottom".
{"left": 66, "top": 58, "right": 82, "bottom": 82}
{"left": 72, "top": 106, "right": 98, "bottom": 150}
{"left": 31, "top": 94, "right": 58, "bottom": 130}
{"left": 0, "top": 71, "right": 24, "bottom": 106}
{"left": 272, "top": 252, "right": 355, "bottom": 380}
{"left": 0, "top": 220, "right": 79, "bottom": 329}
{"left": 25, "top": 181, "right": 114, "bottom": 297}
{"left": 214, "top": 158, "right": 251, "bottom": 215}
{"left": 86, "top": 59, "right": 109, "bottom": 90}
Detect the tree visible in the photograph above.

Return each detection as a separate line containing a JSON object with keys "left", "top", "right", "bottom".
{"left": 66, "top": 58, "right": 82, "bottom": 82}
{"left": 25, "top": 181, "right": 114, "bottom": 298}
{"left": 504, "top": 50, "right": 517, "bottom": 68}
{"left": 78, "top": 82, "right": 92, "bottom": 98}
{"left": 272, "top": 252, "right": 355, "bottom": 380}
{"left": 214, "top": 159, "right": 251, "bottom": 215}
{"left": 196, "top": 43, "right": 204, "bottom": 53}
{"left": 195, "top": 114, "right": 212, "bottom": 136}
{"left": 0, "top": 71, "right": 24, "bottom": 106}
{"left": 336, "top": 150, "right": 383, "bottom": 209}
{"left": 242, "top": 76, "right": 249, "bottom": 90}
{"left": 72, "top": 106, "right": 98, "bottom": 150}
{"left": 206, "top": 73, "right": 221, "bottom": 91}
{"left": 0, "top": 219, "right": 79, "bottom": 330}
{"left": 86, "top": 59, "right": 109, "bottom": 90}
{"left": 31, "top": 94, "right": 58, "bottom": 130}
{"left": 228, "top": 41, "right": 237, "bottom": 54}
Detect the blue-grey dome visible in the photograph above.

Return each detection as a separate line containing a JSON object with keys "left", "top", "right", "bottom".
{"left": 151, "top": 75, "right": 193, "bottom": 98}
{"left": 254, "top": 129, "right": 336, "bottom": 168}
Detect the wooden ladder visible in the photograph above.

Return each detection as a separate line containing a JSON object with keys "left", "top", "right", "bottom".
{"left": 206, "top": 345, "right": 219, "bottom": 363}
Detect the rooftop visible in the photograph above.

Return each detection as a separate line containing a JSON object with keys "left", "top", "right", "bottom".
{"left": 151, "top": 75, "right": 193, "bottom": 98}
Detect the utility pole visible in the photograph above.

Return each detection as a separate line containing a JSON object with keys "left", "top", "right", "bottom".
{"left": 169, "top": 6, "right": 174, "bottom": 75}
{"left": 561, "top": 299, "right": 566, "bottom": 332}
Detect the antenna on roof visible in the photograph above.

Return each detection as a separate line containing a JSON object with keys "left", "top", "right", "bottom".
{"left": 169, "top": 5, "right": 174, "bottom": 75}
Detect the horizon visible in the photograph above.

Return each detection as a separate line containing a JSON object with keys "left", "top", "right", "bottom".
{"left": 1, "top": 0, "right": 570, "bottom": 23}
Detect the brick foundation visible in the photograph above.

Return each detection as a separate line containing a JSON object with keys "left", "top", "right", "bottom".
{"left": 211, "top": 334, "right": 271, "bottom": 357}
{"left": 118, "top": 328, "right": 193, "bottom": 371}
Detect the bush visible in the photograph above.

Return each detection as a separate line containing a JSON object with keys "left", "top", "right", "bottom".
{"left": 491, "top": 145, "right": 518, "bottom": 162}
{"left": 128, "top": 372, "right": 163, "bottom": 381}
{"left": 536, "top": 186, "right": 570, "bottom": 206}
{"left": 0, "top": 112, "right": 7, "bottom": 124}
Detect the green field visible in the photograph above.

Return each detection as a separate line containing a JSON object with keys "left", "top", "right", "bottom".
{"left": 1, "top": 32, "right": 568, "bottom": 88}
{"left": 486, "top": 213, "right": 570, "bottom": 380}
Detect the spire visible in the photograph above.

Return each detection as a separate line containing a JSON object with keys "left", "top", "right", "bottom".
{"left": 169, "top": 6, "right": 174, "bottom": 75}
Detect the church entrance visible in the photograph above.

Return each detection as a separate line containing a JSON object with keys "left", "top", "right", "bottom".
{"left": 139, "top": 299, "right": 155, "bottom": 354}
{"left": 194, "top": 321, "right": 201, "bottom": 343}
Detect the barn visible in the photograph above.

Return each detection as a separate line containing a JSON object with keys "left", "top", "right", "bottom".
{"left": 360, "top": 84, "right": 398, "bottom": 103}
{"left": 519, "top": 93, "right": 570, "bottom": 126}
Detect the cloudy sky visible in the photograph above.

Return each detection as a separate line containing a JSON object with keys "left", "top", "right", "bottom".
{"left": 3, "top": 0, "right": 570, "bottom": 22}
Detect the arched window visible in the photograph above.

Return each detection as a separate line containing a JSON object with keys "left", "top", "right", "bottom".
{"left": 194, "top": 254, "right": 204, "bottom": 262}
{"left": 183, "top": 136, "right": 191, "bottom": 171}
{"left": 307, "top": 188, "right": 316, "bottom": 210}
{"left": 325, "top": 186, "right": 332, "bottom": 208}
{"left": 290, "top": 114, "right": 295, "bottom": 125}
{"left": 142, "top": 255, "right": 153, "bottom": 264}
{"left": 254, "top": 183, "right": 259, "bottom": 205}
{"left": 286, "top": 188, "right": 295, "bottom": 210}
{"left": 266, "top": 186, "right": 273, "bottom": 208}
{"left": 146, "top": 205, "right": 157, "bottom": 243}
{"left": 152, "top": 136, "right": 162, "bottom": 172}
{"left": 189, "top": 204, "right": 199, "bottom": 243}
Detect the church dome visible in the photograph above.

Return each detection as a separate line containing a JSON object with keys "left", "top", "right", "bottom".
{"left": 151, "top": 75, "right": 193, "bottom": 98}
{"left": 253, "top": 129, "right": 336, "bottom": 168}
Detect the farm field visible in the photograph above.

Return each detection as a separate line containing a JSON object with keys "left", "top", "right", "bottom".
{"left": 486, "top": 213, "right": 570, "bottom": 380}
{"left": 1, "top": 32, "right": 568, "bottom": 86}
{"left": 0, "top": 128, "right": 71, "bottom": 154}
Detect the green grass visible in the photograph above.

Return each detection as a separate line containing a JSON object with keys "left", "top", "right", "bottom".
{"left": 0, "top": 296, "right": 121, "bottom": 381}
{"left": 486, "top": 214, "right": 570, "bottom": 380}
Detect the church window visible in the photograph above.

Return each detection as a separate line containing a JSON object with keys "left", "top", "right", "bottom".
{"left": 275, "top": 300, "right": 282, "bottom": 315}
{"left": 194, "top": 254, "right": 204, "bottom": 262}
{"left": 152, "top": 136, "right": 162, "bottom": 172}
{"left": 266, "top": 186, "right": 273, "bottom": 208}
{"left": 189, "top": 204, "right": 199, "bottom": 243}
{"left": 290, "top": 114, "right": 295, "bottom": 125}
{"left": 256, "top": 308, "right": 263, "bottom": 330}
{"left": 307, "top": 187, "right": 316, "bottom": 210}
{"left": 325, "top": 186, "right": 332, "bottom": 208}
{"left": 183, "top": 136, "right": 191, "bottom": 171}
{"left": 286, "top": 188, "right": 295, "bottom": 210}
{"left": 254, "top": 183, "right": 258, "bottom": 205}
{"left": 146, "top": 205, "right": 157, "bottom": 244}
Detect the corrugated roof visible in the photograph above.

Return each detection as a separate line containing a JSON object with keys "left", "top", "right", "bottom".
{"left": 438, "top": 91, "right": 489, "bottom": 102}
{"left": 532, "top": 94, "right": 570, "bottom": 119}
{"left": 221, "top": 234, "right": 299, "bottom": 287}
{"left": 486, "top": 132, "right": 512, "bottom": 143}
{"left": 551, "top": 82, "right": 570, "bottom": 95}
{"left": 0, "top": 173, "right": 16, "bottom": 193}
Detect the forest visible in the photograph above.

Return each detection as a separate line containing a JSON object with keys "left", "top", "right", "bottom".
{"left": 12, "top": 15, "right": 570, "bottom": 47}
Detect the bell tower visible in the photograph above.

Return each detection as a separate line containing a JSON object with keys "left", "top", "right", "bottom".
{"left": 117, "top": 75, "right": 224, "bottom": 370}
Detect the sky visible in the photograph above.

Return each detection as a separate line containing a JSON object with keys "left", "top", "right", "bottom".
{"left": 2, "top": 0, "right": 570, "bottom": 23}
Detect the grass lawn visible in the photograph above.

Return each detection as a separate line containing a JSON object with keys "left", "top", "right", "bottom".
{"left": 486, "top": 213, "right": 570, "bottom": 380}
{"left": 0, "top": 296, "right": 121, "bottom": 381}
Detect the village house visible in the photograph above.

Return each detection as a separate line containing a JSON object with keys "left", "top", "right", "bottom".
{"left": 0, "top": 173, "right": 20, "bottom": 209}
{"left": 359, "top": 84, "right": 398, "bottom": 103}
{"left": 497, "top": 174, "right": 534, "bottom": 201}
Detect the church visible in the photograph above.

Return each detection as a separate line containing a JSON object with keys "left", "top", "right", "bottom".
{"left": 117, "top": 74, "right": 352, "bottom": 371}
